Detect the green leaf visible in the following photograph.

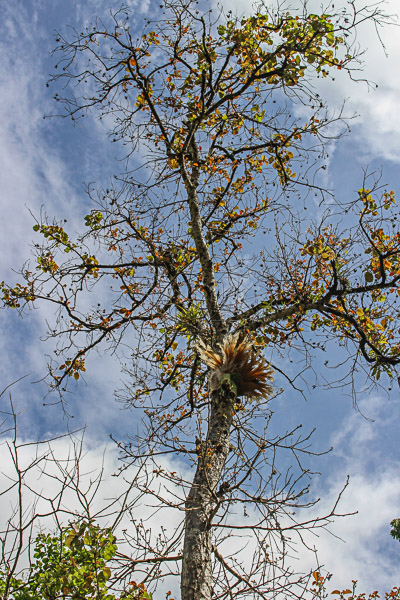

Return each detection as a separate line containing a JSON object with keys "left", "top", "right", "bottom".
{"left": 390, "top": 518, "right": 400, "bottom": 541}
{"left": 365, "top": 271, "right": 374, "bottom": 283}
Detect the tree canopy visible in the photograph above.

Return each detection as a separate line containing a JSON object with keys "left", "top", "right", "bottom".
{"left": 1, "top": 1, "right": 400, "bottom": 599}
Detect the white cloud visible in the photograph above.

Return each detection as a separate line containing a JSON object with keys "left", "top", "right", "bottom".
{"left": 0, "top": 419, "right": 186, "bottom": 597}
{"left": 0, "top": 3, "right": 128, "bottom": 433}
{"left": 295, "top": 394, "right": 400, "bottom": 594}
{"left": 303, "top": 0, "right": 400, "bottom": 164}
{"left": 2, "top": 391, "right": 399, "bottom": 597}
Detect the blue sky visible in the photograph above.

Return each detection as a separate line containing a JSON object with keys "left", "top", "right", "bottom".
{"left": 1, "top": 0, "right": 400, "bottom": 595}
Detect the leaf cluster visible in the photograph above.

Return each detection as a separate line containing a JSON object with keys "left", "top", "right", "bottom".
{"left": 0, "top": 521, "right": 152, "bottom": 600}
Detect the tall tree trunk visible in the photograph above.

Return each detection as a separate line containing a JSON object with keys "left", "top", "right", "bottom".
{"left": 180, "top": 387, "right": 235, "bottom": 600}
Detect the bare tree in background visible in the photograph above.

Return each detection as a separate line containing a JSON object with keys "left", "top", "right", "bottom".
{"left": 0, "top": 383, "right": 150, "bottom": 600}
{"left": 2, "top": 1, "right": 400, "bottom": 598}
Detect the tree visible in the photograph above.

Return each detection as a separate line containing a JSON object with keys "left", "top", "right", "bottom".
{"left": 1, "top": 521, "right": 118, "bottom": 600}
{"left": 390, "top": 518, "right": 400, "bottom": 542}
{"left": 2, "top": 517, "right": 399, "bottom": 600}
{"left": 1, "top": 520, "right": 153, "bottom": 600}
{"left": 1, "top": 1, "right": 400, "bottom": 598}
{"left": 0, "top": 392, "right": 155, "bottom": 600}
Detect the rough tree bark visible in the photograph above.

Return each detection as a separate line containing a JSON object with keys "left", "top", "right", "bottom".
{"left": 181, "top": 386, "right": 235, "bottom": 599}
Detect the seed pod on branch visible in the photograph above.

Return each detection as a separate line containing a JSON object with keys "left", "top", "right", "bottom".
{"left": 196, "top": 332, "right": 274, "bottom": 399}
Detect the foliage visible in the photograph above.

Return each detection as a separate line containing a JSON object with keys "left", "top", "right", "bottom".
{"left": 1, "top": 526, "right": 399, "bottom": 600}
{"left": 390, "top": 518, "right": 400, "bottom": 542}
{"left": 0, "top": 521, "right": 152, "bottom": 600}
{"left": 309, "top": 571, "right": 399, "bottom": 600}
{"left": 1, "top": 4, "right": 399, "bottom": 394}
{"left": 1, "top": 1, "right": 399, "bottom": 599}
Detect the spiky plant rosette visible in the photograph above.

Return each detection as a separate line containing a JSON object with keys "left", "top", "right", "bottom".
{"left": 196, "top": 332, "right": 274, "bottom": 400}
